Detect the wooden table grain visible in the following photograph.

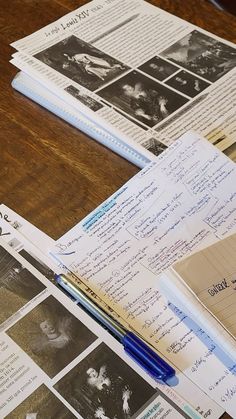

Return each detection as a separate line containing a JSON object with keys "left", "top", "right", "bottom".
{"left": 1, "top": 0, "right": 236, "bottom": 237}
{"left": 0, "top": 2, "right": 235, "bottom": 417}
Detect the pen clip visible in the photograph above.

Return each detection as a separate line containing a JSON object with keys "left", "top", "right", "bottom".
{"left": 123, "top": 332, "right": 175, "bottom": 382}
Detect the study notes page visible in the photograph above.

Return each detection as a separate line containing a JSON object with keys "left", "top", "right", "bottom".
{"left": 52, "top": 132, "right": 236, "bottom": 416}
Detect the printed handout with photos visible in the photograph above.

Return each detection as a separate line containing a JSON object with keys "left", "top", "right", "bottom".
{"left": 51, "top": 132, "right": 236, "bottom": 417}
{"left": 10, "top": 0, "right": 236, "bottom": 161}
{"left": 0, "top": 213, "right": 225, "bottom": 419}
{"left": 0, "top": 233, "right": 204, "bottom": 419}
{"left": 0, "top": 206, "right": 132, "bottom": 332}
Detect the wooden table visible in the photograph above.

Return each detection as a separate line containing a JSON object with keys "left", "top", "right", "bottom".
{"left": 0, "top": 2, "right": 235, "bottom": 417}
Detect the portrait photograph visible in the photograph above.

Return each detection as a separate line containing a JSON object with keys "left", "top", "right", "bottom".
{"left": 0, "top": 245, "right": 45, "bottom": 325}
{"left": 55, "top": 343, "right": 156, "bottom": 419}
{"left": 97, "top": 70, "right": 188, "bottom": 128}
{"left": 7, "top": 296, "right": 97, "bottom": 377}
{"left": 165, "top": 70, "right": 210, "bottom": 98}
{"left": 5, "top": 385, "right": 75, "bottom": 419}
{"left": 65, "top": 85, "right": 103, "bottom": 111}
{"left": 160, "top": 30, "right": 236, "bottom": 82}
{"left": 34, "top": 35, "right": 129, "bottom": 91}
{"left": 138, "top": 56, "right": 179, "bottom": 81}
{"left": 142, "top": 137, "right": 167, "bottom": 156}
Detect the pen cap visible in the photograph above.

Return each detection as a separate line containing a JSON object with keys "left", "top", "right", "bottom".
{"left": 123, "top": 332, "right": 175, "bottom": 382}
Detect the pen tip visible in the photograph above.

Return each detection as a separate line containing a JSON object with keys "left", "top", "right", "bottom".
{"left": 165, "top": 375, "right": 179, "bottom": 387}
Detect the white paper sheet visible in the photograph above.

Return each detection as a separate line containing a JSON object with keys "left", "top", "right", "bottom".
{"left": 51, "top": 132, "right": 236, "bottom": 416}
{"left": 0, "top": 231, "right": 203, "bottom": 418}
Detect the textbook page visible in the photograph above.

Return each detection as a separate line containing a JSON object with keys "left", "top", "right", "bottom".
{"left": 0, "top": 216, "right": 224, "bottom": 418}
{"left": 0, "top": 238, "right": 201, "bottom": 419}
{"left": 10, "top": 0, "right": 236, "bottom": 162}
{"left": 51, "top": 132, "right": 236, "bottom": 416}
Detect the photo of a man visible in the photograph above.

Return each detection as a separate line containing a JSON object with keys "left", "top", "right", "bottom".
{"left": 55, "top": 343, "right": 156, "bottom": 419}
{"left": 165, "top": 70, "right": 210, "bottom": 97}
{"left": 7, "top": 296, "right": 97, "bottom": 377}
{"left": 34, "top": 35, "right": 129, "bottom": 91}
{"left": 138, "top": 56, "right": 179, "bottom": 81}
{"left": 98, "top": 71, "right": 188, "bottom": 128}
{"left": 63, "top": 53, "right": 124, "bottom": 81}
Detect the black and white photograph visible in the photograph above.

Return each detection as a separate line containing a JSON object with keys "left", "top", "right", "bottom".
{"left": 55, "top": 343, "right": 156, "bottom": 419}
{"left": 138, "top": 56, "right": 179, "bottom": 81}
{"left": 65, "top": 85, "right": 103, "bottom": 111}
{"left": 35, "top": 35, "right": 129, "bottom": 91}
{"left": 142, "top": 137, "right": 167, "bottom": 156}
{"left": 97, "top": 70, "right": 188, "bottom": 128}
{"left": 160, "top": 30, "right": 236, "bottom": 82}
{"left": 5, "top": 385, "right": 75, "bottom": 419}
{"left": 0, "top": 245, "right": 46, "bottom": 325}
{"left": 7, "top": 296, "right": 97, "bottom": 377}
{"left": 19, "top": 248, "right": 55, "bottom": 281}
{"left": 165, "top": 70, "right": 210, "bottom": 97}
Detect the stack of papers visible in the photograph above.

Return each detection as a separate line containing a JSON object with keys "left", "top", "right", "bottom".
{"left": 1, "top": 130, "right": 236, "bottom": 417}
{"left": 10, "top": 0, "right": 236, "bottom": 166}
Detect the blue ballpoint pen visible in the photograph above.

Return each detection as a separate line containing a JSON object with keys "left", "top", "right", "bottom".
{"left": 55, "top": 273, "right": 175, "bottom": 383}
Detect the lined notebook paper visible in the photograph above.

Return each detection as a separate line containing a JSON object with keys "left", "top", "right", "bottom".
{"left": 174, "top": 233, "right": 236, "bottom": 338}
{"left": 159, "top": 233, "right": 236, "bottom": 360}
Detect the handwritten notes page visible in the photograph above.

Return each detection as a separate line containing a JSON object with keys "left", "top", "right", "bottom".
{"left": 52, "top": 132, "right": 236, "bottom": 416}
